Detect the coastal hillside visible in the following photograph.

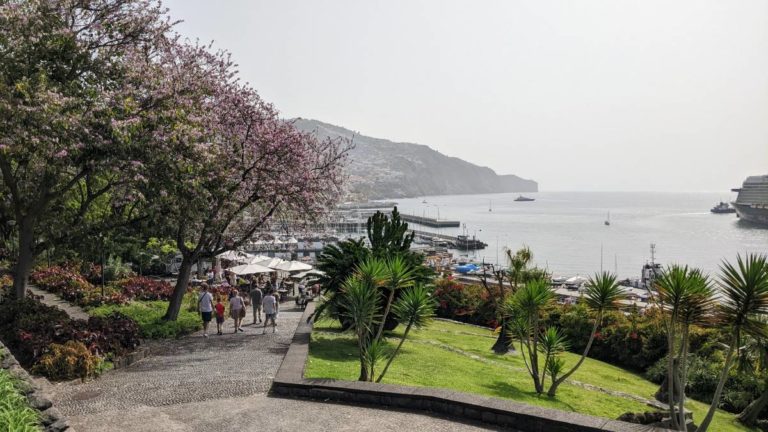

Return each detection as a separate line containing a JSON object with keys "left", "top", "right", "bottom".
{"left": 292, "top": 119, "right": 538, "bottom": 200}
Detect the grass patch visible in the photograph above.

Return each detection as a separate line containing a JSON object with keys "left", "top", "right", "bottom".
{"left": 306, "top": 319, "right": 755, "bottom": 432}
{"left": 0, "top": 368, "right": 40, "bottom": 432}
{"left": 90, "top": 301, "right": 202, "bottom": 339}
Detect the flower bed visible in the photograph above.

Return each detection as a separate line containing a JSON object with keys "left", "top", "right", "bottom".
{"left": 0, "top": 298, "right": 140, "bottom": 381}
{"left": 116, "top": 276, "right": 174, "bottom": 301}
{"left": 30, "top": 265, "right": 129, "bottom": 307}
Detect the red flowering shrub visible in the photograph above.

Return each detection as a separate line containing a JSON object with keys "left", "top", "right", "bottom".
{"left": 116, "top": 276, "right": 173, "bottom": 301}
{"left": 433, "top": 278, "right": 497, "bottom": 327}
{"left": 30, "top": 266, "right": 129, "bottom": 307}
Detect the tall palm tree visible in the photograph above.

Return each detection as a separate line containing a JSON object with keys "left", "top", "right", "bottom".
{"left": 547, "top": 271, "right": 625, "bottom": 396}
{"left": 736, "top": 316, "right": 768, "bottom": 426}
{"left": 376, "top": 284, "right": 436, "bottom": 382}
{"left": 508, "top": 278, "right": 554, "bottom": 394}
{"left": 699, "top": 254, "right": 768, "bottom": 432}
{"left": 374, "top": 256, "right": 415, "bottom": 342}
{"left": 339, "top": 274, "right": 381, "bottom": 382}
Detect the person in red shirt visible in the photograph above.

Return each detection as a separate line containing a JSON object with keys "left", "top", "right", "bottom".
{"left": 214, "top": 297, "right": 226, "bottom": 336}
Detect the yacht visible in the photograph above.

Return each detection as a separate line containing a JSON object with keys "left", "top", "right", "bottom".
{"left": 514, "top": 195, "right": 535, "bottom": 202}
{"left": 710, "top": 201, "right": 735, "bottom": 214}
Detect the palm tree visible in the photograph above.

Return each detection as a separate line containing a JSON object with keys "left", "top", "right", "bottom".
{"left": 699, "top": 254, "right": 768, "bottom": 432}
{"left": 736, "top": 316, "right": 768, "bottom": 426}
{"left": 339, "top": 274, "right": 381, "bottom": 382}
{"left": 376, "top": 284, "right": 436, "bottom": 382}
{"left": 546, "top": 271, "right": 625, "bottom": 396}
{"left": 312, "top": 238, "right": 370, "bottom": 324}
{"left": 374, "top": 256, "right": 416, "bottom": 342}
{"left": 508, "top": 278, "right": 554, "bottom": 394}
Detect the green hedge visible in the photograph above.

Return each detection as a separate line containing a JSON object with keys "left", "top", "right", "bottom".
{"left": 90, "top": 301, "right": 201, "bottom": 339}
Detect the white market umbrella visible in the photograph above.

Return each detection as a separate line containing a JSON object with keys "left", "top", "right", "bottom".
{"left": 247, "top": 254, "right": 271, "bottom": 264}
{"left": 228, "top": 263, "right": 275, "bottom": 275}
{"left": 217, "top": 250, "right": 255, "bottom": 264}
{"left": 275, "top": 260, "right": 313, "bottom": 272}
{"left": 254, "top": 257, "right": 286, "bottom": 269}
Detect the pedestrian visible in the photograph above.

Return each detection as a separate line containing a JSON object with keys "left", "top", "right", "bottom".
{"left": 198, "top": 283, "right": 214, "bottom": 338}
{"left": 262, "top": 290, "right": 278, "bottom": 334}
{"left": 250, "top": 284, "right": 263, "bottom": 325}
{"left": 214, "top": 296, "right": 226, "bottom": 336}
{"left": 229, "top": 289, "right": 246, "bottom": 333}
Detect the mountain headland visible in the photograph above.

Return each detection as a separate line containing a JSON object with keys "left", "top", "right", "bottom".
{"left": 292, "top": 119, "right": 538, "bottom": 200}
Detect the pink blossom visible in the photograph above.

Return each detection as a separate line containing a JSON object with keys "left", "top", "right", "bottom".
{"left": 54, "top": 149, "right": 68, "bottom": 158}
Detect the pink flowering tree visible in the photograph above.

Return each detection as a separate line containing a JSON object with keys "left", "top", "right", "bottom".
{"left": 0, "top": 0, "right": 174, "bottom": 298}
{"left": 134, "top": 43, "right": 349, "bottom": 320}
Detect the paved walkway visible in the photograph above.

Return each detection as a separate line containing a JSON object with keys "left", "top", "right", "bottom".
{"left": 46, "top": 302, "right": 497, "bottom": 432}
{"left": 27, "top": 285, "right": 90, "bottom": 321}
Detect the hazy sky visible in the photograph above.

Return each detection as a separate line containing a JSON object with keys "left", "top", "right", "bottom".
{"left": 165, "top": 0, "right": 768, "bottom": 192}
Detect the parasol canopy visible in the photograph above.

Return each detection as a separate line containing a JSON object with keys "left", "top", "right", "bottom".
{"left": 227, "top": 263, "right": 275, "bottom": 275}
{"left": 274, "top": 260, "right": 313, "bottom": 272}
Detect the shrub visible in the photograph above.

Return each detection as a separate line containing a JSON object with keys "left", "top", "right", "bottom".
{"left": 32, "top": 341, "right": 104, "bottom": 381}
{"left": 86, "top": 312, "right": 141, "bottom": 358}
{"left": 0, "top": 368, "right": 40, "bottom": 432}
{"left": 433, "top": 278, "right": 496, "bottom": 327}
{"left": 116, "top": 276, "right": 173, "bottom": 301}
{"left": 103, "top": 256, "right": 134, "bottom": 283}
{"left": 30, "top": 266, "right": 129, "bottom": 308}
{"left": 90, "top": 301, "right": 201, "bottom": 339}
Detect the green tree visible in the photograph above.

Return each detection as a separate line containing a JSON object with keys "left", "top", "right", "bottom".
{"left": 547, "top": 271, "right": 626, "bottom": 397}
{"left": 339, "top": 273, "right": 381, "bottom": 382}
{"left": 374, "top": 256, "right": 416, "bottom": 341}
{"left": 699, "top": 254, "right": 768, "bottom": 432}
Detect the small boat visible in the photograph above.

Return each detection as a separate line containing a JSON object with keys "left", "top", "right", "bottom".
{"left": 514, "top": 195, "right": 535, "bottom": 202}
{"left": 488, "top": 200, "right": 492, "bottom": 212}
{"left": 605, "top": 211, "right": 611, "bottom": 226}
{"left": 422, "top": 199, "right": 428, "bottom": 204}
{"left": 711, "top": 201, "right": 735, "bottom": 214}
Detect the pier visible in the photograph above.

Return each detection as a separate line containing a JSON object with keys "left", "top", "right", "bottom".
{"left": 401, "top": 214, "right": 461, "bottom": 228}
{"left": 411, "top": 230, "right": 487, "bottom": 250}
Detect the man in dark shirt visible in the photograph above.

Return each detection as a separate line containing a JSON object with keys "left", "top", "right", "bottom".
{"left": 250, "top": 285, "right": 264, "bottom": 324}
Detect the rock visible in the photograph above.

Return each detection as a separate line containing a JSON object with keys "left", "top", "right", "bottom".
{"left": 1, "top": 354, "right": 18, "bottom": 368}
{"left": 46, "top": 419, "right": 70, "bottom": 432}
{"left": 39, "top": 407, "right": 63, "bottom": 426}
{"left": 617, "top": 411, "right": 664, "bottom": 424}
{"left": 27, "top": 392, "right": 53, "bottom": 411}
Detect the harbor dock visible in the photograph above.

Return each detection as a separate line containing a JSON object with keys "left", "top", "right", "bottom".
{"left": 411, "top": 230, "right": 487, "bottom": 250}
{"left": 401, "top": 214, "right": 461, "bottom": 228}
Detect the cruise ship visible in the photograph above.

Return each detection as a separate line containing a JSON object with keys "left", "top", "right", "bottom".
{"left": 732, "top": 175, "right": 768, "bottom": 226}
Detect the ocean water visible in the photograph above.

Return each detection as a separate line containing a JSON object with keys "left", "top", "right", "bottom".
{"left": 391, "top": 191, "right": 768, "bottom": 279}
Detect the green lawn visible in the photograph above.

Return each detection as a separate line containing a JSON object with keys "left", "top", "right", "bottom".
{"left": 90, "top": 300, "right": 202, "bottom": 339}
{"left": 306, "top": 318, "right": 754, "bottom": 432}
{"left": 0, "top": 368, "right": 40, "bottom": 432}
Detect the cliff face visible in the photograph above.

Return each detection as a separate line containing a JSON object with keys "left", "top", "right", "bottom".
{"left": 293, "top": 119, "right": 538, "bottom": 200}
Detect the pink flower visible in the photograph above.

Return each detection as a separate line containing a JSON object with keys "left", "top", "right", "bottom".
{"left": 54, "top": 149, "right": 68, "bottom": 158}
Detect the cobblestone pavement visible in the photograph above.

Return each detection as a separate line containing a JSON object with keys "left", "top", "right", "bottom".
{"left": 28, "top": 285, "right": 90, "bottom": 321}
{"left": 47, "top": 303, "right": 498, "bottom": 431}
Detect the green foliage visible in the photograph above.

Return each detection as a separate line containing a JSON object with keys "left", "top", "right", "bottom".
{"left": 0, "top": 368, "right": 40, "bottom": 432}
{"left": 102, "top": 256, "right": 134, "bottom": 283}
{"left": 33, "top": 340, "right": 103, "bottom": 382}
{"left": 90, "top": 301, "right": 201, "bottom": 339}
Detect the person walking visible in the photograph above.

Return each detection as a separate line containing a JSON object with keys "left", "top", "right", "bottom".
{"left": 198, "top": 284, "right": 215, "bottom": 338}
{"left": 262, "top": 290, "right": 278, "bottom": 334}
{"left": 250, "top": 284, "right": 263, "bottom": 325}
{"left": 229, "top": 289, "right": 246, "bottom": 333}
{"left": 214, "top": 296, "right": 226, "bottom": 336}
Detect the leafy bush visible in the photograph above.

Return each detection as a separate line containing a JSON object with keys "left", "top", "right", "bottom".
{"left": 103, "top": 256, "right": 134, "bottom": 283}
{"left": 433, "top": 278, "right": 497, "bottom": 327}
{"left": 0, "top": 273, "right": 12, "bottom": 302}
{"left": 0, "top": 368, "right": 40, "bottom": 432}
{"left": 90, "top": 301, "right": 201, "bottom": 339}
{"left": 86, "top": 312, "right": 141, "bottom": 358}
{"left": 30, "top": 266, "right": 129, "bottom": 308}
{"left": 32, "top": 340, "right": 104, "bottom": 381}
{"left": 116, "top": 276, "right": 173, "bottom": 301}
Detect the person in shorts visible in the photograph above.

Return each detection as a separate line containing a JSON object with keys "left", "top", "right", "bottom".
{"left": 198, "top": 284, "right": 214, "bottom": 338}
{"left": 214, "top": 296, "right": 226, "bottom": 336}
{"left": 262, "top": 290, "right": 278, "bottom": 334}
{"left": 229, "top": 289, "right": 246, "bottom": 334}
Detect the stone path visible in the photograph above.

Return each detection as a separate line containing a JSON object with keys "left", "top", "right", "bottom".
{"left": 27, "top": 285, "right": 90, "bottom": 321}
{"left": 47, "top": 303, "right": 497, "bottom": 432}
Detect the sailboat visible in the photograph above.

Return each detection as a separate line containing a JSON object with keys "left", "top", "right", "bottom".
{"left": 604, "top": 211, "right": 611, "bottom": 226}
{"left": 488, "top": 200, "right": 492, "bottom": 212}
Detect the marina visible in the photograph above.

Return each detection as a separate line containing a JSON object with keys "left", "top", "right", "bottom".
{"left": 400, "top": 214, "right": 461, "bottom": 228}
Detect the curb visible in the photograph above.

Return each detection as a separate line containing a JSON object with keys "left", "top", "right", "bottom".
{"left": 271, "top": 303, "right": 670, "bottom": 432}
{"left": 0, "top": 340, "right": 75, "bottom": 432}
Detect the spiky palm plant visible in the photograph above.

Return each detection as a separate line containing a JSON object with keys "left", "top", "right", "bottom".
{"left": 374, "top": 256, "right": 416, "bottom": 341}
{"left": 508, "top": 278, "right": 554, "bottom": 394}
{"left": 376, "top": 284, "right": 436, "bottom": 382}
{"left": 547, "top": 271, "right": 625, "bottom": 396}
{"left": 339, "top": 274, "right": 381, "bottom": 381}
{"left": 699, "top": 254, "right": 768, "bottom": 432}
{"left": 539, "top": 326, "right": 569, "bottom": 388}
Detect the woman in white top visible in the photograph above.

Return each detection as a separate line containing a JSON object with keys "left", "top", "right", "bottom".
{"left": 229, "top": 289, "right": 246, "bottom": 333}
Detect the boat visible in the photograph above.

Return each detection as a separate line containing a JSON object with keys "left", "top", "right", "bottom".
{"left": 514, "top": 195, "right": 535, "bottom": 202}
{"left": 488, "top": 200, "right": 492, "bottom": 212}
{"left": 732, "top": 175, "right": 768, "bottom": 225}
{"left": 710, "top": 201, "right": 735, "bottom": 214}
{"left": 422, "top": 199, "right": 427, "bottom": 204}
{"left": 604, "top": 211, "right": 611, "bottom": 226}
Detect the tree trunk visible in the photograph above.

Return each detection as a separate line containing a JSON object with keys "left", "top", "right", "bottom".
{"left": 738, "top": 385, "right": 768, "bottom": 426}
{"left": 12, "top": 218, "right": 35, "bottom": 299}
{"left": 699, "top": 334, "right": 738, "bottom": 432}
{"left": 358, "top": 335, "right": 369, "bottom": 381}
{"left": 677, "top": 327, "right": 690, "bottom": 431}
{"left": 492, "top": 319, "right": 512, "bottom": 354}
{"left": 375, "top": 289, "right": 396, "bottom": 342}
{"left": 667, "top": 316, "right": 680, "bottom": 430}
{"left": 547, "top": 315, "right": 600, "bottom": 397}
{"left": 163, "top": 256, "right": 194, "bottom": 321}
{"left": 377, "top": 321, "right": 413, "bottom": 383}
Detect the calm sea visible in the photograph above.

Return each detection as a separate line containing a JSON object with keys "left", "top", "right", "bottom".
{"left": 390, "top": 191, "right": 768, "bottom": 280}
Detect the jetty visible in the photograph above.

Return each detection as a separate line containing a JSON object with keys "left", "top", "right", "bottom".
{"left": 411, "top": 230, "right": 487, "bottom": 250}
{"left": 401, "top": 214, "right": 461, "bottom": 228}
